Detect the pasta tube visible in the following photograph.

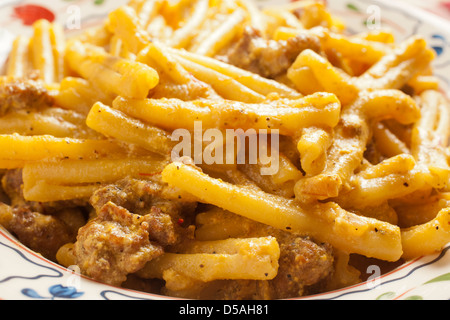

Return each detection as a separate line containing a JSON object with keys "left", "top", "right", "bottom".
{"left": 166, "top": 46, "right": 302, "bottom": 99}
{"left": 55, "top": 77, "right": 112, "bottom": 115}
{"left": 137, "top": 237, "right": 280, "bottom": 285}
{"left": 359, "top": 36, "right": 435, "bottom": 90}
{"left": 107, "top": 5, "right": 151, "bottom": 54}
{"left": 296, "top": 127, "right": 333, "bottom": 176}
{"left": 86, "top": 102, "right": 174, "bottom": 156}
{"left": 6, "top": 36, "right": 31, "bottom": 79}
{"left": 401, "top": 208, "right": 450, "bottom": 260}
{"left": 336, "top": 155, "right": 430, "bottom": 208}
{"left": 22, "top": 157, "right": 168, "bottom": 202}
{"left": 168, "top": 0, "right": 210, "bottom": 49}
{"left": 161, "top": 162, "right": 403, "bottom": 261}
{"left": 23, "top": 181, "right": 99, "bottom": 202}
{"left": 295, "top": 90, "right": 420, "bottom": 201}
{"left": 22, "top": 157, "right": 167, "bottom": 187}
{"left": 288, "top": 49, "right": 359, "bottom": 106}
{"left": 112, "top": 92, "right": 341, "bottom": 136}
{"left": 411, "top": 90, "right": 450, "bottom": 189}
{"left": 171, "top": 55, "right": 265, "bottom": 103}
{"left": 65, "top": 40, "right": 159, "bottom": 99}
{"left": 194, "top": 8, "right": 246, "bottom": 57}
{"left": 373, "top": 122, "right": 410, "bottom": 158}
{"left": 0, "top": 134, "right": 125, "bottom": 165}
{"left": 30, "top": 20, "right": 56, "bottom": 83}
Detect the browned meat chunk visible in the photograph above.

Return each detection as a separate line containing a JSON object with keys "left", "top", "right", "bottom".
{"left": 0, "top": 170, "right": 87, "bottom": 261}
{"left": 90, "top": 178, "right": 196, "bottom": 244}
{"left": 222, "top": 27, "right": 322, "bottom": 79}
{"left": 211, "top": 236, "right": 333, "bottom": 300}
{"left": 1, "top": 169, "right": 23, "bottom": 205}
{"left": 3, "top": 205, "right": 74, "bottom": 261}
{"left": 89, "top": 178, "right": 163, "bottom": 213}
{"left": 269, "top": 235, "right": 333, "bottom": 299}
{"left": 190, "top": 237, "right": 333, "bottom": 300}
{"left": 74, "top": 202, "right": 165, "bottom": 286}
{"left": 0, "top": 79, "right": 54, "bottom": 116}
{"left": 74, "top": 178, "right": 196, "bottom": 286}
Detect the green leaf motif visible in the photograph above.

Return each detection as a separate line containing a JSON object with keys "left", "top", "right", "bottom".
{"left": 376, "top": 292, "right": 396, "bottom": 300}
{"left": 347, "top": 3, "right": 360, "bottom": 12}
{"left": 424, "top": 273, "right": 450, "bottom": 285}
{"left": 404, "top": 295, "right": 423, "bottom": 300}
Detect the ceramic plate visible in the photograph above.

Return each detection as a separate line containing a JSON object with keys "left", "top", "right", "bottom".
{"left": 0, "top": 0, "right": 449, "bottom": 300}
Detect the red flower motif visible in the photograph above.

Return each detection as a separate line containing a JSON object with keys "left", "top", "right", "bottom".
{"left": 12, "top": 4, "right": 55, "bottom": 26}
{"left": 441, "top": 1, "right": 450, "bottom": 11}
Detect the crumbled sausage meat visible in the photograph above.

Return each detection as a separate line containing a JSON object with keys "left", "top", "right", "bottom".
{"left": 0, "top": 79, "right": 54, "bottom": 116}
{"left": 213, "top": 235, "right": 334, "bottom": 300}
{"left": 221, "top": 27, "right": 322, "bottom": 79}
{"left": 74, "top": 202, "right": 165, "bottom": 286}
{"left": 269, "top": 235, "right": 333, "bottom": 299}
{"left": 74, "top": 178, "right": 196, "bottom": 286}
{"left": 5, "top": 205, "right": 74, "bottom": 261}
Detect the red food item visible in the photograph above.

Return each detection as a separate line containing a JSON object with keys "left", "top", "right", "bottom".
{"left": 13, "top": 4, "right": 55, "bottom": 26}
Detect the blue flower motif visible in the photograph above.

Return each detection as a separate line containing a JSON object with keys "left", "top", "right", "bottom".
{"left": 431, "top": 34, "right": 446, "bottom": 56}
{"left": 49, "top": 285, "right": 84, "bottom": 299}
{"left": 22, "top": 285, "right": 84, "bottom": 300}
{"left": 21, "top": 288, "right": 46, "bottom": 299}
{"left": 432, "top": 46, "right": 444, "bottom": 56}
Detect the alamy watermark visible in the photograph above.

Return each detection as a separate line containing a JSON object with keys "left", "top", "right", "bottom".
{"left": 170, "top": 122, "right": 280, "bottom": 176}
{"left": 66, "top": 5, "right": 81, "bottom": 30}
{"left": 366, "top": 5, "right": 382, "bottom": 30}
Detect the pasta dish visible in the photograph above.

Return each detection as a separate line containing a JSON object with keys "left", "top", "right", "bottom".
{"left": 0, "top": 0, "right": 449, "bottom": 300}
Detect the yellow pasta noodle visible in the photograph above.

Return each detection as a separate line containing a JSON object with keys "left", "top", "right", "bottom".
{"left": 288, "top": 49, "right": 359, "bottom": 105}
{"left": 55, "top": 77, "right": 113, "bottom": 115}
{"left": 86, "top": 102, "right": 174, "bottom": 156}
{"left": 0, "top": 108, "right": 93, "bottom": 138}
{"left": 411, "top": 90, "right": 450, "bottom": 189}
{"left": 295, "top": 89, "right": 420, "bottom": 201}
{"left": 107, "top": 5, "right": 151, "bottom": 54}
{"left": 162, "top": 162, "right": 403, "bottom": 261}
{"left": 167, "top": 46, "right": 301, "bottom": 99}
{"left": 173, "top": 55, "right": 266, "bottom": 102}
{"left": 22, "top": 157, "right": 168, "bottom": 201}
{"left": 22, "top": 157, "right": 167, "bottom": 187}
{"left": 194, "top": 8, "right": 246, "bottom": 57}
{"left": 401, "top": 208, "right": 450, "bottom": 260}
{"left": 372, "top": 122, "right": 410, "bottom": 158}
{"left": 0, "top": 134, "right": 126, "bottom": 165}
{"left": 24, "top": 181, "right": 100, "bottom": 203}
{"left": 30, "top": 19, "right": 56, "bottom": 83}
{"left": 296, "top": 126, "right": 333, "bottom": 176}
{"left": 65, "top": 40, "right": 159, "bottom": 99}
{"left": 112, "top": 92, "right": 341, "bottom": 136}
{"left": 358, "top": 36, "right": 436, "bottom": 90}
{"left": 137, "top": 237, "right": 280, "bottom": 285}
{"left": 168, "top": 0, "right": 210, "bottom": 49}
{"left": 6, "top": 36, "right": 31, "bottom": 79}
